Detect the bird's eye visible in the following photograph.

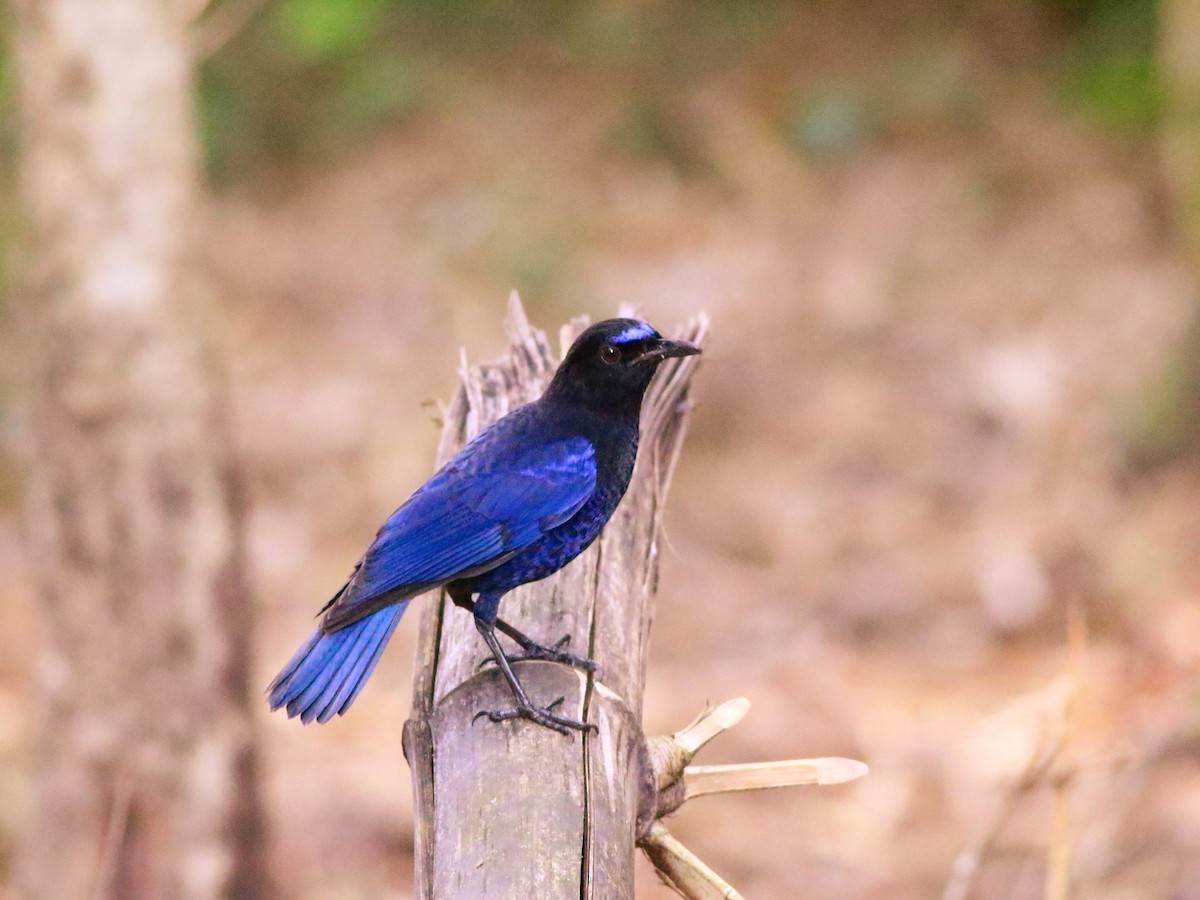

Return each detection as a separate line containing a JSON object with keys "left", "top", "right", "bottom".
{"left": 599, "top": 345, "right": 621, "bottom": 365}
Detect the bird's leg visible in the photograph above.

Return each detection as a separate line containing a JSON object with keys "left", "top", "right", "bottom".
{"left": 448, "top": 587, "right": 598, "bottom": 674}
{"left": 471, "top": 618, "right": 596, "bottom": 736}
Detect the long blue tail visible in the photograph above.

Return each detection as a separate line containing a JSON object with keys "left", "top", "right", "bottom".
{"left": 267, "top": 602, "right": 408, "bottom": 724}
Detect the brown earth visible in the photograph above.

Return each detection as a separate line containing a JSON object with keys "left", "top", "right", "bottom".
{"left": 6, "top": 4, "right": 1200, "bottom": 898}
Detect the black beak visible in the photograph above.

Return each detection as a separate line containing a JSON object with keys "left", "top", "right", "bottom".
{"left": 635, "top": 338, "right": 702, "bottom": 365}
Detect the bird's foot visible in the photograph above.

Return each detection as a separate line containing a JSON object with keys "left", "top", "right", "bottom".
{"left": 471, "top": 696, "right": 597, "bottom": 737}
{"left": 477, "top": 634, "right": 601, "bottom": 676}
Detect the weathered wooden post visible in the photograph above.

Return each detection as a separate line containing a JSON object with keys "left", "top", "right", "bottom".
{"left": 402, "top": 296, "right": 704, "bottom": 897}
{"left": 403, "top": 297, "right": 865, "bottom": 898}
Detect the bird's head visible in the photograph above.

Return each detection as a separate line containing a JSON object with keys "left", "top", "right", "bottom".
{"left": 546, "top": 318, "right": 701, "bottom": 414}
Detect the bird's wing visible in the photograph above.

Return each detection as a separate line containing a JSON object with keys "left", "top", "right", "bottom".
{"left": 319, "top": 437, "right": 596, "bottom": 631}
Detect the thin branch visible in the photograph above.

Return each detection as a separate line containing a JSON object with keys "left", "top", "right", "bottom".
{"left": 943, "top": 610, "right": 1087, "bottom": 900}
{"left": 1046, "top": 600, "right": 1086, "bottom": 900}
{"left": 641, "top": 823, "right": 746, "bottom": 900}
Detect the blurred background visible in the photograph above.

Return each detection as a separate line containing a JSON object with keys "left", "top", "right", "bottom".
{"left": 4, "top": 0, "right": 1200, "bottom": 897}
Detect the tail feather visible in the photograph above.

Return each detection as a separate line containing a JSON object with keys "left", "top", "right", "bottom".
{"left": 268, "top": 602, "right": 408, "bottom": 724}
{"left": 329, "top": 621, "right": 393, "bottom": 718}
{"left": 287, "top": 621, "right": 371, "bottom": 721}
{"left": 301, "top": 620, "right": 376, "bottom": 722}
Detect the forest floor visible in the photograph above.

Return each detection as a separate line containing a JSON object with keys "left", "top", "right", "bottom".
{"left": 5, "top": 3, "right": 1200, "bottom": 898}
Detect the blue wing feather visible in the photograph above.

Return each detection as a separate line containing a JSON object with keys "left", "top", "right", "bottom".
{"left": 268, "top": 431, "right": 597, "bottom": 723}
{"left": 324, "top": 435, "right": 596, "bottom": 628}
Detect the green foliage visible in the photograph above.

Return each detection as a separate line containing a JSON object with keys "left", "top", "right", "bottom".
{"left": 1067, "top": 55, "right": 1161, "bottom": 130}
{"left": 198, "top": 0, "right": 433, "bottom": 177}
{"left": 1053, "top": 0, "right": 1162, "bottom": 131}
{"left": 196, "top": 0, "right": 790, "bottom": 180}
{"left": 272, "top": 0, "right": 389, "bottom": 62}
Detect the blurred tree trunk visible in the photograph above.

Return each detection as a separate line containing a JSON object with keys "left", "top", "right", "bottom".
{"left": 10, "top": 1, "right": 266, "bottom": 898}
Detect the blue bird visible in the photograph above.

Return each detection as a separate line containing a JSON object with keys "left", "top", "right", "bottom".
{"left": 268, "top": 319, "right": 701, "bottom": 734}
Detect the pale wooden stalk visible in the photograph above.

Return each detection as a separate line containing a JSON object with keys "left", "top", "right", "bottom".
{"left": 683, "top": 758, "right": 870, "bottom": 799}
{"left": 640, "top": 823, "right": 746, "bottom": 900}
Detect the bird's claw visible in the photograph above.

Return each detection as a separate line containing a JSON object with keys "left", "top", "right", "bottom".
{"left": 476, "top": 634, "right": 601, "bottom": 677}
{"left": 532, "top": 634, "right": 593, "bottom": 666}
{"left": 471, "top": 696, "right": 597, "bottom": 737}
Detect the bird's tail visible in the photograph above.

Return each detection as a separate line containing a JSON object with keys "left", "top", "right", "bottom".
{"left": 267, "top": 602, "right": 408, "bottom": 724}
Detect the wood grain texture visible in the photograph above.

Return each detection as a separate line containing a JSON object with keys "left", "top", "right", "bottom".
{"left": 406, "top": 297, "right": 707, "bottom": 899}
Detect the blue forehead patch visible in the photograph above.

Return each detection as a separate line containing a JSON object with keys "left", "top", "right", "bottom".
{"left": 611, "top": 322, "right": 656, "bottom": 344}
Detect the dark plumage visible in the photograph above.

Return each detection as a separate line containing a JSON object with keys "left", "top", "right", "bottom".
{"left": 267, "top": 318, "right": 700, "bottom": 733}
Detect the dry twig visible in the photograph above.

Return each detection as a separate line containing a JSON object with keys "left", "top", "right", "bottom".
{"left": 943, "top": 606, "right": 1089, "bottom": 900}
{"left": 639, "top": 699, "right": 869, "bottom": 899}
